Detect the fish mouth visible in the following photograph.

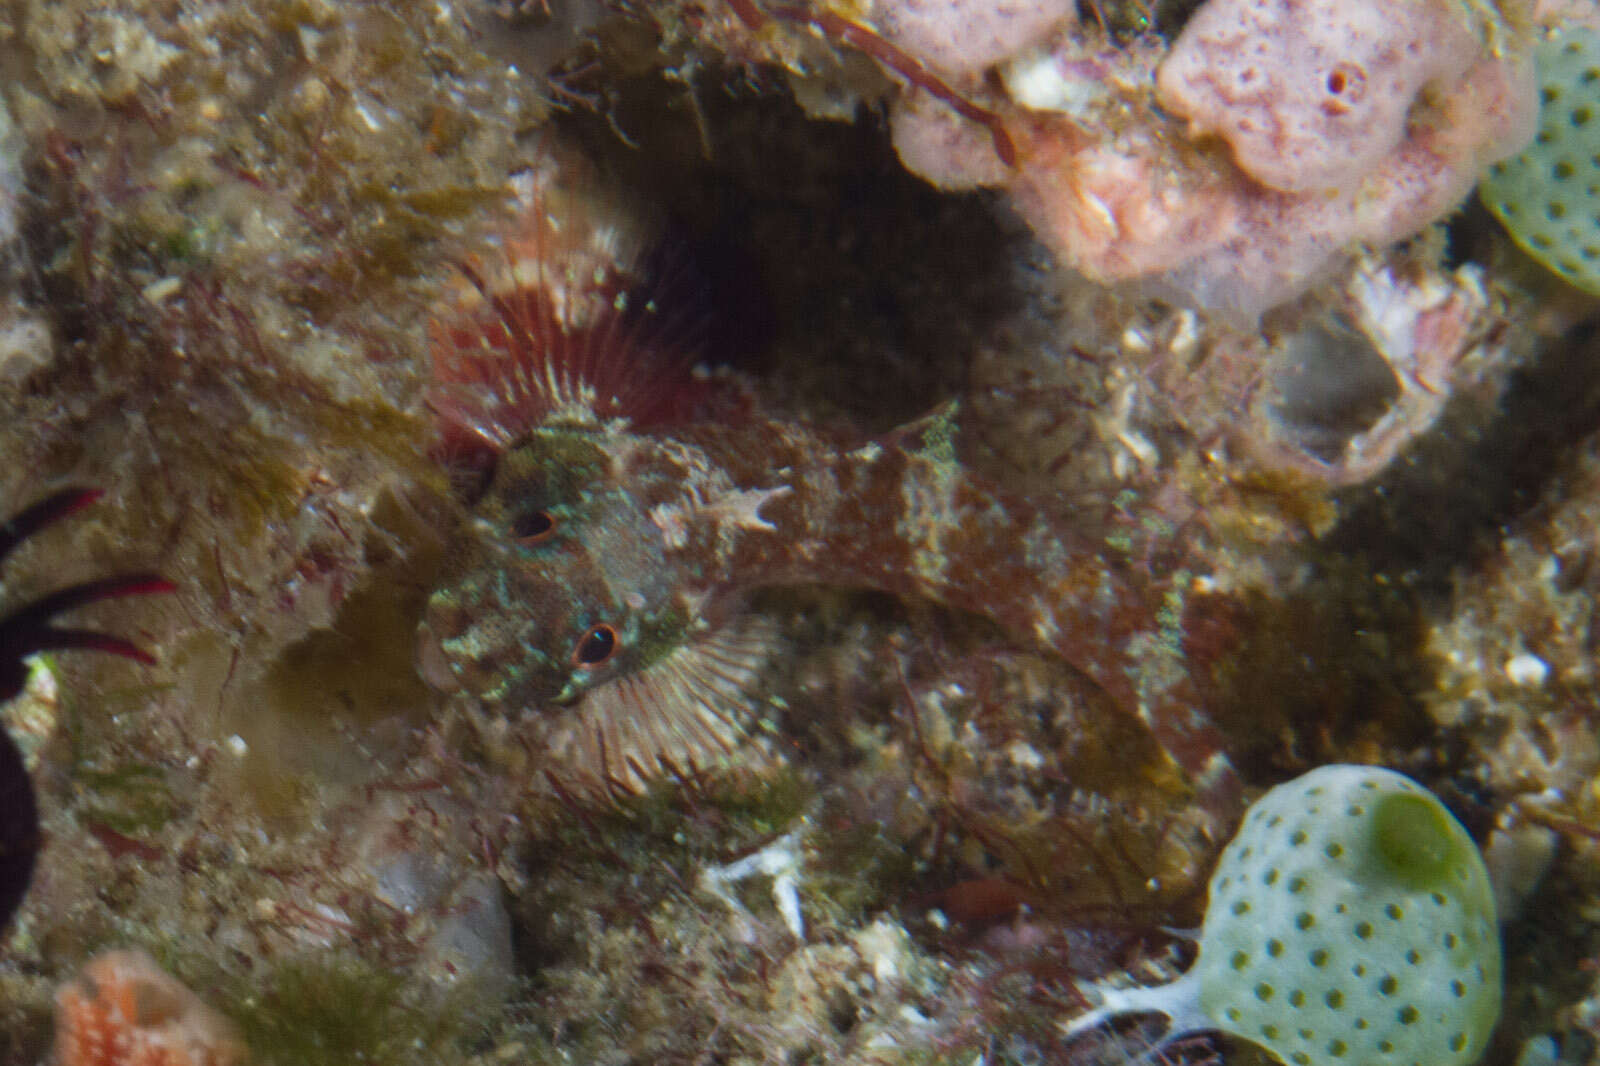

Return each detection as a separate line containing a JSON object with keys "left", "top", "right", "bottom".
{"left": 416, "top": 589, "right": 516, "bottom": 700}
{"left": 415, "top": 598, "right": 565, "bottom": 711}
{"left": 413, "top": 604, "right": 522, "bottom": 703}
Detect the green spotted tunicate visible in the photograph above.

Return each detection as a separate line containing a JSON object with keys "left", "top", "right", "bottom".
{"left": 1064, "top": 765, "right": 1503, "bottom": 1066}
{"left": 1481, "top": 27, "right": 1600, "bottom": 294}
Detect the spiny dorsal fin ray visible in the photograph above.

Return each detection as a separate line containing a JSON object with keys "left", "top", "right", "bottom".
{"left": 427, "top": 162, "right": 722, "bottom": 457}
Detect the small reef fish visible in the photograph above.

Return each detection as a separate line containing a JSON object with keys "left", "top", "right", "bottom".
{"left": 0, "top": 488, "right": 172, "bottom": 932}
{"left": 419, "top": 169, "right": 1239, "bottom": 808}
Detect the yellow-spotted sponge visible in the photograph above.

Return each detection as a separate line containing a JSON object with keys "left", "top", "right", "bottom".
{"left": 1063, "top": 765, "right": 1502, "bottom": 1066}
{"left": 1480, "top": 27, "right": 1600, "bottom": 294}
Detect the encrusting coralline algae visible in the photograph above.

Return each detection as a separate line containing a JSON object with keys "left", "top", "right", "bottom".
{"left": 0, "top": 0, "right": 1598, "bottom": 1064}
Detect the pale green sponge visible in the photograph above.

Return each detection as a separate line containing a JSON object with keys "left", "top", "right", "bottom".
{"left": 1481, "top": 27, "right": 1600, "bottom": 294}
{"left": 1065, "top": 765, "right": 1502, "bottom": 1066}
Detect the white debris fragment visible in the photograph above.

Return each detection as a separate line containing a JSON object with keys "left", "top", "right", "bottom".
{"left": 700, "top": 828, "right": 807, "bottom": 940}
{"left": 1504, "top": 652, "right": 1549, "bottom": 687}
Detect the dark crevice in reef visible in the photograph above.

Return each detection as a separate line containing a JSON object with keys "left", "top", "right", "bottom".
{"left": 1199, "top": 313, "right": 1600, "bottom": 782}
{"left": 1201, "top": 567, "right": 1438, "bottom": 783}
{"left": 1326, "top": 312, "right": 1600, "bottom": 592}
{"left": 1499, "top": 864, "right": 1600, "bottom": 1065}
{"left": 1195, "top": 312, "right": 1600, "bottom": 785}
{"left": 550, "top": 63, "right": 1023, "bottom": 434}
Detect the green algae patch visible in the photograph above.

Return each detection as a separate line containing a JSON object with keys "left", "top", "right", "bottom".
{"left": 71, "top": 763, "right": 179, "bottom": 837}
{"left": 228, "top": 956, "right": 500, "bottom": 1066}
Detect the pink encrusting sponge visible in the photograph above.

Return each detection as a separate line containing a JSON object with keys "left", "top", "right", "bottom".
{"left": 1156, "top": 0, "right": 1487, "bottom": 194}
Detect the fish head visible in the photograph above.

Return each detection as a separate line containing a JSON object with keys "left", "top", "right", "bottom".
{"left": 420, "top": 425, "right": 694, "bottom": 713}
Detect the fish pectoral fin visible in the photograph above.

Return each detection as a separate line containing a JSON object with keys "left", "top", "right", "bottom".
{"left": 537, "top": 615, "right": 780, "bottom": 802}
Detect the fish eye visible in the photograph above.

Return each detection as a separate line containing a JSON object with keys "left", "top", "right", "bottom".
{"left": 511, "top": 508, "right": 555, "bottom": 543}
{"left": 573, "top": 623, "right": 618, "bottom": 667}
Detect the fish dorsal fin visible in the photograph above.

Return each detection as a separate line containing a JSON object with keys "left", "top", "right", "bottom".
{"left": 427, "top": 163, "right": 712, "bottom": 456}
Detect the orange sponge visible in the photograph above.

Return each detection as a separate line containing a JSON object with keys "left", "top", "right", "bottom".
{"left": 53, "top": 950, "right": 246, "bottom": 1066}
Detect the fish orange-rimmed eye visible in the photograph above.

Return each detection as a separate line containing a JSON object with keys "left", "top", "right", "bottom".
{"left": 511, "top": 508, "right": 555, "bottom": 543}
{"left": 573, "top": 623, "right": 617, "bottom": 667}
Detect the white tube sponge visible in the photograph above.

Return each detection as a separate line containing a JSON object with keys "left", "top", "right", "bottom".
{"left": 1156, "top": 0, "right": 1483, "bottom": 193}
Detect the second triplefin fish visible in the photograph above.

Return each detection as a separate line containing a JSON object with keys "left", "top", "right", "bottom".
{"left": 419, "top": 163, "right": 1239, "bottom": 808}
{"left": 0, "top": 488, "right": 172, "bottom": 933}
